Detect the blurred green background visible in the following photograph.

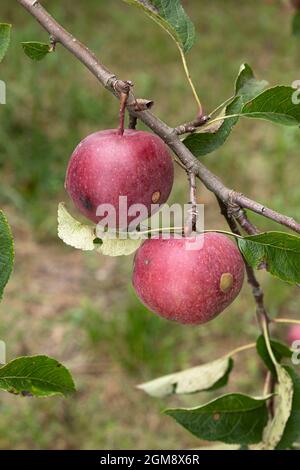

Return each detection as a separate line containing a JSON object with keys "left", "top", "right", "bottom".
{"left": 0, "top": 0, "right": 300, "bottom": 450}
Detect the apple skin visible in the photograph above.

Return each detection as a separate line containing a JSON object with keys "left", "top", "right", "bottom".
{"left": 132, "top": 233, "right": 245, "bottom": 325}
{"left": 287, "top": 325, "right": 300, "bottom": 344}
{"left": 65, "top": 129, "right": 174, "bottom": 226}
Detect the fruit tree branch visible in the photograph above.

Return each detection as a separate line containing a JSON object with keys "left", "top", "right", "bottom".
{"left": 17, "top": 0, "right": 300, "bottom": 235}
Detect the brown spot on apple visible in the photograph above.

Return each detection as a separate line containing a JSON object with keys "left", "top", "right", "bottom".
{"left": 220, "top": 273, "right": 234, "bottom": 293}
{"left": 152, "top": 191, "right": 161, "bottom": 204}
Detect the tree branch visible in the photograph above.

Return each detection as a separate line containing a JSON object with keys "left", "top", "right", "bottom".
{"left": 17, "top": 0, "right": 300, "bottom": 235}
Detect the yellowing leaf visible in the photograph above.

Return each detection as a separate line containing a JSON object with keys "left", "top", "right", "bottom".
{"left": 57, "top": 203, "right": 95, "bottom": 251}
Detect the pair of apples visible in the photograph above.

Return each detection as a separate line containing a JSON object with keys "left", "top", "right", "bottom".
{"left": 65, "top": 128, "right": 245, "bottom": 325}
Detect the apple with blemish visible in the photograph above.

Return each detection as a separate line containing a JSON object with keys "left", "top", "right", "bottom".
{"left": 132, "top": 233, "right": 245, "bottom": 325}
{"left": 65, "top": 129, "right": 174, "bottom": 227}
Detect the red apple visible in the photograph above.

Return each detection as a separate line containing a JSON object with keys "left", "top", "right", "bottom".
{"left": 65, "top": 129, "right": 174, "bottom": 226}
{"left": 287, "top": 324, "right": 300, "bottom": 344}
{"left": 132, "top": 233, "right": 245, "bottom": 325}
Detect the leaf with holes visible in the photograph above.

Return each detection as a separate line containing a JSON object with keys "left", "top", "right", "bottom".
{"left": 165, "top": 393, "right": 270, "bottom": 445}
{"left": 123, "top": 0, "right": 195, "bottom": 54}
{"left": 0, "top": 23, "right": 11, "bottom": 63}
{"left": 238, "top": 231, "right": 300, "bottom": 285}
{"left": 0, "top": 210, "right": 14, "bottom": 301}
{"left": 22, "top": 41, "right": 51, "bottom": 61}
{"left": 0, "top": 355, "right": 75, "bottom": 397}
{"left": 138, "top": 356, "right": 233, "bottom": 398}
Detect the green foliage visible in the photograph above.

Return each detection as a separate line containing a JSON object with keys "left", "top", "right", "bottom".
{"left": 123, "top": 0, "right": 195, "bottom": 54}
{"left": 0, "top": 23, "right": 11, "bottom": 63}
{"left": 165, "top": 394, "right": 269, "bottom": 445}
{"left": 21, "top": 41, "right": 51, "bottom": 61}
{"left": 292, "top": 11, "right": 300, "bottom": 36}
{"left": 256, "top": 335, "right": 292, "bottom": 378}
{"left": 0, "top": 355, "right": 75, "bottom": 397}
{"left": 183, "top": 63, "right": 267, "bottom": 157}
{"left": 242, "top": 86, "right": 300, "bottom": 126}
{"left": 138, "top": 356, "right": 233, "bottom": 398}
{"left": 238, "top": 231, "right": 300, "bottom": 285}
{"left": 0, "top": 210, "right": 14, "bottom": 301}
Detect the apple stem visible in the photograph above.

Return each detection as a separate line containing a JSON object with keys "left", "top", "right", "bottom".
{"left": 118, "top": 91, "right": 129, "bottom": 136}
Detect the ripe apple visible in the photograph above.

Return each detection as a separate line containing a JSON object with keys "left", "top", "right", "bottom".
{"left": 287, "top": 324, "right": 300, "bottom": 344}
{"left": 132, "top": 233, "right": 245, "bottom": 325}
{"left": 65, "top": 129, "right": 174, "bottom": 226}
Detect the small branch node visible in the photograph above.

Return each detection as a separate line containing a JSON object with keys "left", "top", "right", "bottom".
{"left": 129, "top": 98, "right": 154, "bottom": 112}
{"left": 175, "top": 115, "right": 210, "bottom": 135}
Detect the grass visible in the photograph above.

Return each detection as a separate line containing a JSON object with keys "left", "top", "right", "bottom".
{"left": 0, "top": 0, "right": 300, "bottom": 449}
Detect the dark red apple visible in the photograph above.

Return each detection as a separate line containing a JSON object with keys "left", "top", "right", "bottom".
{"left": 65, "top": 129, "right": 174, "bottom": 226}
{"left": 132, "top": 233, "right": 245, "bottom": 325}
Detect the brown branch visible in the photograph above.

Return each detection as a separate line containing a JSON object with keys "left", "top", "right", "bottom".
{"left": 175, "top": 115, "right": 210, "bottom": 135}
{"left": 17, "top": 0, "right": 300, "bottom": 236}
{"left": 228, "top": 202, "right": 259, "bottom": 235}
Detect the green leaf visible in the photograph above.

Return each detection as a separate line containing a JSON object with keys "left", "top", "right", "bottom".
{"left": 292, "top": 11, "right": 300, "bottom": 36}
{"left": 123, "top": 0, "right": 195, "bottom": 54}
{"left": 21, "top": 41, "right": 51, "bottom": 61}
{"left": 165, "top": 393, "right": 269, "bottom": 445}
{"left": 242, "top": 86, "right": 300, "bottom": 126}
{"left": 238, "top": 231, "right": 300, "bottom": 285}
{"left": 0, "top": 210, "right": 14, "bottom": 301}
{"left": 0, "top": 355, "right": 75, "bottom": 397}
{"left": 58, "top": 203, "right": 141, "bottom": 256}
{"left": 256, "top": 335, "right": 292, "bottom": 378}
{"left": 184, "top": 96, "right": 242, "bottom": 158}
{"left": 184, "top": 63, "right": 267, "bottom": 157}
{"left": 276, "top": 367, "right": 300, "bottom": 449}
{"left": 252, "top": 332, "right": 294, "bottom": 450}
{"left": 58, "top": 202, "right": 96, "bottom": 251}
{"left": 253, "top": 365, "right": 293, "bottom": 449}
{"left": 0, "top": 23, "right": 11, "bottom": 63}
{"left": 137, "top": 356, "right": 233, "bottom": 398}
{"left": 235, "top": 63, "right": 268, "bottom": 103}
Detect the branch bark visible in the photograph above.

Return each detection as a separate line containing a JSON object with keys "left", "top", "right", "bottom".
{"left": 17, "top": 0, "right": 300, "bottom": 235}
